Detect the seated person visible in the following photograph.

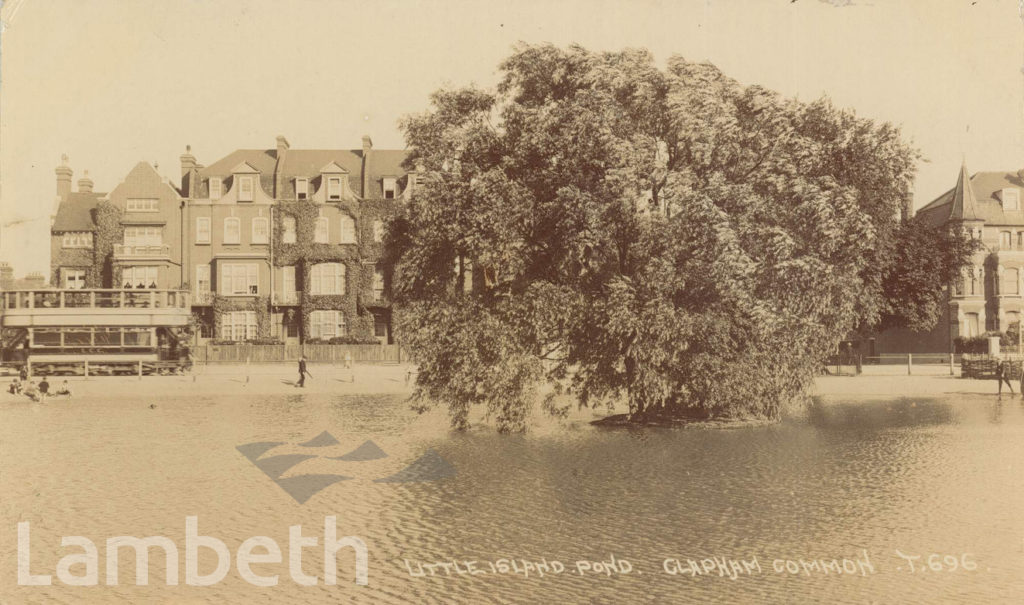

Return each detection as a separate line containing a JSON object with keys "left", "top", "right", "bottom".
{"left": 8, "top": 378, "right": 22, "bottom": 394}
{"left": 23, "top": 381, "right": 39, "bottom": 401}
{"left": 55, "top": 380, "right": 72, "bottom": 396}
{"left": 124, "top": 282, "right": 133, "bottom": 289}
{"left": 149, "top": 281, "right": 158, "bottom": 289}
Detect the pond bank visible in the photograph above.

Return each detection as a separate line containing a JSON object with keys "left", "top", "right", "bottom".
{"left": 591, "top": 413, "right": 776, "bottom": 429}
{"left": 813, "top": 374, "right": 1005, "bottom": 397}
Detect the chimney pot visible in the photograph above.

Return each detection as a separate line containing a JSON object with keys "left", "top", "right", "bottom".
{"left": 362, "top": 135, "right": 373, "bottom": 154}
{"left": 276, "top": 135, "right": 290, "bottom": 153}
{"left": 77, "top": 170, "right": 94, "bottom": 193}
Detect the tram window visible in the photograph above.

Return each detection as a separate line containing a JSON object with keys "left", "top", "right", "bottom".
{"left": 64, "top": 329, "right": 92, "bottom": 346}
{"left": 123, "top": 329, "right": 152, "bottom": 346}
{"left": 94, "top": 328, "right": 119, "bottom": 346}
{"left": 32, "top": 330, "right": 61, "bottom": 347}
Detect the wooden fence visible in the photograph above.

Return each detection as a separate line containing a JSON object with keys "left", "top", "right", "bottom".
{"left": 192, "top": 343, "right": 406, "bottom": 363}
{"left": 961, "top": 354, "right": 1024, "bottom": 380}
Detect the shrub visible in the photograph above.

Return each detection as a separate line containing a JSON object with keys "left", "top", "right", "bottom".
{"left": 305, "top": 336, "right": 381, "bottom": 345}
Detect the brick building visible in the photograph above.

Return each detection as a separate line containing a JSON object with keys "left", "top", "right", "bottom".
{"left": 872, "top": 162, "right": 1024, "bottom": 354}
{"left": 49, "top": 135, "right": 412, "bottom": 346}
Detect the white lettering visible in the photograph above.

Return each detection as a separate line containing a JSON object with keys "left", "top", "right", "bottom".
{"left": 288, "top": 524, "right": 318, "bottom": 586}
{"left": 17, "top": 522, "right": 52, "bottom": 585}
{"left": 185, "top": 516, "right": 230, "bottom": 586}
{"left": 236, "top": 537, "right": 281, "bottom": 587}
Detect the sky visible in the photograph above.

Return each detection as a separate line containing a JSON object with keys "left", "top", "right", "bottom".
{"left": 1, "top": 0, "right": 1022, "bottom": 277}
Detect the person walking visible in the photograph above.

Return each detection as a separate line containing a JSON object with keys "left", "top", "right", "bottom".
{"left": 297, "top": 356, "right": 312, "bottom": 388}
{"left": 996, "top": 359, "right": 1015, "bottom": 395}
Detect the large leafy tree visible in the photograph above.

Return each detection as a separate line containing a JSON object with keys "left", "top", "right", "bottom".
{"left": 878, "top": 217, "right": 978, "bottom": 332}
{"left": 392, "top": 44, "right": 973, "bottom": 431}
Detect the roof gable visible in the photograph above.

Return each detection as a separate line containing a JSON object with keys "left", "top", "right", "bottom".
{"left": 320, "top": 161, "right": 348, "bottom": 174}
{"left": 231, "top": 161, "right": 261, "bottom": 174}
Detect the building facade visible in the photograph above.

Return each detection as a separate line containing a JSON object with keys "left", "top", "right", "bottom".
{"left": 48, "top": 135, "right": 413, "bottom": 347}
{"left": 900, "top": 162, "right": 1024, "bottom": 352}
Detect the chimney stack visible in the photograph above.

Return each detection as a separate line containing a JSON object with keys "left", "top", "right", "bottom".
{"left": 274, "top": 136, "right": 290, "bottom": 198}
{"left": 55, "top": 154, "right": 73, "bottom": 201}
{"left": 77, "top": 170, "right": 94, "bottom": 193}
{"left": 361, "top": 135, "right": 373, "bottom": 198}
{"left": 901, "top": 188, "right": 914, "bottom": 223}
{"left": 180, "top": 145, "right": 198, "bottom": 196}
{"left": 180, "top": 145, "right": 197, "bottom": 177}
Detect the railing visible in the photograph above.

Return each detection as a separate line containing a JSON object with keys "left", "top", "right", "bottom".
{"left": 193, "top": 291, "right": 213, "bottom": 305}
{"left": 825, "top": 353, "right": 960, "bottom": 376}
{"left": 113, "top": 244, "right": 171, "bottom": 257}
{"left": 1, "top": 289, "right": 190, "bottom": 311}
{"left": 193, "top": 343, "right": 403, "bottom": 363}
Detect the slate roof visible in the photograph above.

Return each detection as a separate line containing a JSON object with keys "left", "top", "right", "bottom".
{"left": 916, "top": 163, "right": 1024, "bottom": 227}
{"left": 195, "top": 149, "right": 278, "bottom": 198}
{"left": 278, "top": 149, "right": 363, "bottom": 199}
{"left": 193, "top": 143, "right": 412, "bottom": 200}
{"left": 51, "top": 192, "right": 105, "bottom": 232}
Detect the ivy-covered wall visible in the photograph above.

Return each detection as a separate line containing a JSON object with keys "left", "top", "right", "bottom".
{"left": 274, "top": 200, "right": 393, "bottom": 342}
{"left": 89, "top": 202, "right": 124, "bottom": 288}
{"left": 211, "top": 295, "right": 272, "bottom": 342}
{"left": 50, "top": 242, "right": 93, "bottom": 287}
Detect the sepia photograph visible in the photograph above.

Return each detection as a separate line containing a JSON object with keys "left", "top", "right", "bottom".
{"left": 1, "top": 0, "right": 1023, "bottom": 602}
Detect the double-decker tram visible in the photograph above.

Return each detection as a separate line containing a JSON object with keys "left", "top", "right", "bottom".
{"left": 0, "top": 288, "right": 192, "bottom": 377}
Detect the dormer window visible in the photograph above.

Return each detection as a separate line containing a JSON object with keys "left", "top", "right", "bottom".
{"left": 1003, "top": 188, "right": 1020, "bottom": 211}
{"left": 209, "top": 178, "right": 222, "bottom": 200}
{"left": 383, "top": 177, "right": 397, "bottom": 199}
{"left": 296, "top": 178, "right": 309, "bottom": 200}
{"left": 239, "top": 176, "right": 254, "bottom": 202}
{"left": 327, "top": 177, "right": 342, "bottom": 201}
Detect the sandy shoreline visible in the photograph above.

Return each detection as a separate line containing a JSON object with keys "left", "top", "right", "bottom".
{"left": 1, "top": 362, "right": 417, "bottom": 399}
{"left": 812, "top": 374, "right": 1014, "bottom": 397}
{"left": 0, "top": 362, "right": 1009, "bottom": 403}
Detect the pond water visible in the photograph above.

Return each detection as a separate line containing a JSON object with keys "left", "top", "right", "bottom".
{"left": 2, "top": 390, "right": 1023, "bottom": 603}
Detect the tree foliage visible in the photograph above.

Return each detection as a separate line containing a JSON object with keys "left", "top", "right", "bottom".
{"left": 393, "top": 44, "right": 973, "bottom": 431}
{"left": 878, "top": 218, "right": 979, "bottom": 332}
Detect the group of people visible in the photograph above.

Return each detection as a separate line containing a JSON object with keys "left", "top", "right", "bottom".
{"left": 7, "top": 367, "right": 71, "bottom": 402}
{"left": 123, "top": 282, "right": 159, "bottom": 289}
